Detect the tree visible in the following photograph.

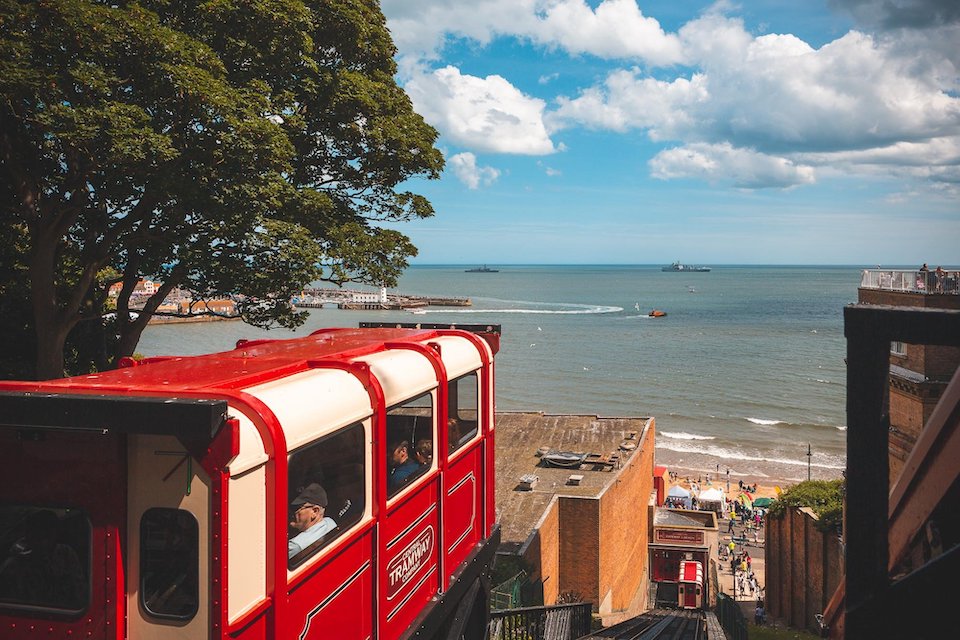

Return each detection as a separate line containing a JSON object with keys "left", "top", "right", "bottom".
{"left": 0, "top": 0, "right": 443, "bottom": 379}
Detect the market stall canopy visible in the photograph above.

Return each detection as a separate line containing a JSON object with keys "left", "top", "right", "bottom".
{"left": 668, "top": 485, "right": 691, "bottom": 498}
{"left": 753, "top": 497, "right": 774, "bottom": 508}
{"left": 699, "top": 487, "right": 725, "bottom": 502}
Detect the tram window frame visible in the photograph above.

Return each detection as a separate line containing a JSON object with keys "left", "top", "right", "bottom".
{"left": 0, "top": 505, "right": 91, "bottom": 615}
{"left": 288, "top": 422, "right": 367, "bottom": 569}
{"left": 386, "top": 391, "right": 434, "bottom": 500}
{"left": 448, "top": 372, "right": 480, "bottom": 455}
{"left": 140, "top": 507, "right": 200, "bottom": 621}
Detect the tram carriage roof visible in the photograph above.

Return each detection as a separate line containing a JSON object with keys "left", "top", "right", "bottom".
{"left": 1, "top": 327, "right": 490, "bottom": 476}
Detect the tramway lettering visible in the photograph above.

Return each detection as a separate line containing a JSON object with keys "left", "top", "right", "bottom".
{"left": 387, "top": 527, "right": 435, "bottom": 600}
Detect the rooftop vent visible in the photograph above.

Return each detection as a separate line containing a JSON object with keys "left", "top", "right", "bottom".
{"left": 567, "top": 474, "right": 584, "bottom": 486}
{"left": 518, "top": 474, "right": 539, "bottom": 491}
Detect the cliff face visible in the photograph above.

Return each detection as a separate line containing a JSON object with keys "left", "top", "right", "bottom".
{"left": 765, "top": 506, "right": 842, "bottom": 635}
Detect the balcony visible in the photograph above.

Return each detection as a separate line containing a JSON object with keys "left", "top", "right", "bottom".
{"left": 860, "top": 269, "right": 959, "bottom": 295}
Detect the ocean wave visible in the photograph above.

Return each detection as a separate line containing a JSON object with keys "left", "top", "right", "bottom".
{"left": 835, "top": 426, "right": 847, "bottom": 431}
{"left": 655, "top": 440, "right": 846, "bottom": 470}
{"left": 660, "top": 431, "right": 716, "bottom": 441}
{"left": 746, "top": 417, "right": 783, "bottom": 426}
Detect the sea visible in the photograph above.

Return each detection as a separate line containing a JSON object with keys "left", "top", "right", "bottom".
{"left": 138, "top": 265, "right": 858, "bottom": 486}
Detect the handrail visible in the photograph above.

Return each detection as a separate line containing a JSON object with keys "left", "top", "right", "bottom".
{"left": 489, "top": 601, "right": 593, "bottom": 640}
{"left": 859, "top": 268, "right": 959, "bottom": 294}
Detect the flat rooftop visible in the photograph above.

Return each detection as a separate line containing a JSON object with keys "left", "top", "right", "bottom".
{"left": 495, "top": 411, "right": 654, "bottom": 551}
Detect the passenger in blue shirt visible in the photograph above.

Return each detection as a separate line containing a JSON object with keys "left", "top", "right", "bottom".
{"left": 388, "top": 440, "right": 420, "bottom": 492}
{"left": 288, "top": 484, "right": 336, "bottom": 558}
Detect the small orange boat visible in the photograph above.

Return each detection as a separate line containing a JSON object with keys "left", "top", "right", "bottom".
{"left": 649, "top": 309, "right": 667, "bottom": 318}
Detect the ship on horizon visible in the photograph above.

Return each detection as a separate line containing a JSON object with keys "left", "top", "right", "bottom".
{"left": 662, "top": 261, "right": 711, "bottom": 272}
{"left": 465, "top": 265, "right": 499, "bottom": 273}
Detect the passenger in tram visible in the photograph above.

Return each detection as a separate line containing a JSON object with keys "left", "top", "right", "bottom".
{"left": 0, "top": 509, "right": 85, "bottom": 609}
{"left": 387, "top": 441, "right": 420, "bottom": 491}
{"left": 288, "top": 484, "right": 336, "bottom": 558}
{"left": 414, "top": 439, "right": 433, "bottom": 468}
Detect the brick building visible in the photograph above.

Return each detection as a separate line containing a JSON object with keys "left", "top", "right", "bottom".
{"left": 857, "top": 268, "right": 960, "bottom": 484}
{"left": 494, "top": 412, "right": 655, "bottom": 625}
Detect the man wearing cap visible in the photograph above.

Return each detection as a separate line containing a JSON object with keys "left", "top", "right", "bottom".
{"left": 387, "top": 440, "right": 420, "bottom": 491}
{"left": 288, "top": 483, "right": 337, "bottom": 559}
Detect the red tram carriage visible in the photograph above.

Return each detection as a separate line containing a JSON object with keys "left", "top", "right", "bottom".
{"left": 0, "top": 324, "right": 500, "bottom": 639}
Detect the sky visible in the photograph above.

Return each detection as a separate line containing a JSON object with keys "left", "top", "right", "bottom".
{"left": 375, "top": 0, "right": 960, "bottom": 265}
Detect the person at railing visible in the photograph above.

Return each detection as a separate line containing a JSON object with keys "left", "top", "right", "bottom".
{"left": 934, "top": 266, "right": 945, "bottom": 293}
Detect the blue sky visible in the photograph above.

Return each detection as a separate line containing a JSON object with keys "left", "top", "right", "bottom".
{"left": 378, "top": 0, "right": 960, "bottom": 265}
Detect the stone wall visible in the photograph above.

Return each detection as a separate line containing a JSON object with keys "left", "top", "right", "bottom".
{"left": 765, "top": 507, "right": 842, "bottom": 635}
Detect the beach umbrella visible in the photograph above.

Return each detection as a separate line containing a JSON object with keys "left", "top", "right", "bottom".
{"left": 738, "top": 493, "right": 753, "bottom": 510}
{"left": 753, "top": 497, "right": 773, "bottom": 508}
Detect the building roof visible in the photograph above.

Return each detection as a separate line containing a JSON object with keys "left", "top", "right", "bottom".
{"left": 654, "top": 507, "right": 718, "bottom": 529}
{"left": 494, "top": 411, "right": 654, "bottom": 551}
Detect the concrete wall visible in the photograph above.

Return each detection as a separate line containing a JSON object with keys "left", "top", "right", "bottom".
{"left": 765, "top": 507, "right": 842, "bottom": 635}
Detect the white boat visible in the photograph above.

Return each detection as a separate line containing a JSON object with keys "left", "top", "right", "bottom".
{"left": 407, "top": 308, "right": 427, "bottom": 315}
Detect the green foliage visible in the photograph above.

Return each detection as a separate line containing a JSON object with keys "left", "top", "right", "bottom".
{"left": 767, "top": 479, "right": 844, "bottom": 533}
{"left": 0, "top": 0, "right": 444, "bottom": 378}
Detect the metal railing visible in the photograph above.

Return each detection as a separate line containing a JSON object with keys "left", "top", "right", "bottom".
{"left": 859, "top": 269, "right": 959, "bottom": 295}
{"left": 489, "top": 602, "right": 593, "bottom": 640}
{"left": 715, "top": 593, "right": 748, "bottom": 640}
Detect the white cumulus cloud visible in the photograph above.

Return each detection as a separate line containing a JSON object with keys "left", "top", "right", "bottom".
{"left": 382, "top": 0, "right": 683, "bottom": 65}
{"left": 405, "top": 66, "right": 556, "bottom": 155}
{"left": 448, "top": 152, "right": 502, "bottom": 188}
{"left": 650, "top": 143, "right": 816, "bottom": 189}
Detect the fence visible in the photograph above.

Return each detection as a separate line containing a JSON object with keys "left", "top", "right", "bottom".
{"left": 489, "top": 602, "right": 593, "bottom": 640}
{"left": 715, "top": 593, "right": 748, "bottom": 640}
{"left": 860, "top": 269, "right": 959, "bottom": 295}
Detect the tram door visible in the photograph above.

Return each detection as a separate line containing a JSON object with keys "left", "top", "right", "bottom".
{"left": 126, "top": 434, "right": 210, "bottom": 640}
{"left": 0, "top": 427, "right": 126, "bottom": 639}
{"left": 442, "top": 372, "right": 484, "bottom": 580}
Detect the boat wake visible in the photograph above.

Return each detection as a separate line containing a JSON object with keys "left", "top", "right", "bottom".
{"left": 410, "top": 299, "right": 622, "bottom": 315}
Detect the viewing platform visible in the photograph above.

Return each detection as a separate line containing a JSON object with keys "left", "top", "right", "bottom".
{"left": 860, "top": 268, "right": 959, "bottom": 295}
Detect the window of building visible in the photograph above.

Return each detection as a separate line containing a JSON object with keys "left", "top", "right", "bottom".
{"left": 0, "top": 506, "right": 90, "bottom": 613}
{"left": 386, "top": 392, "right": 434, "bottom": 499}
{"left": 448, "top": 372, "right": 480, "bottom": 454}
{"left": 288, "top": 422, "right": 366, "bottom": 568}
{"left": 891, "top": 341, "right": 907, "bottom": 357}
{"left": 140, "top": 508, "right": 199, "bottom": 620}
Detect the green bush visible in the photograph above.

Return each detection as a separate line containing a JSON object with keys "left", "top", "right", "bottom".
{"left": 766, "top": 479, "right": 844, "bottom": 533}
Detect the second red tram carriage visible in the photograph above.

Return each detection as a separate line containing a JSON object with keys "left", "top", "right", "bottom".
{"left": 0, "top": 324, "right": 500, "bottom": 639}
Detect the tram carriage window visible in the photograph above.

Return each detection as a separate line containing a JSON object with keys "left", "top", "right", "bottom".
{"left": 0, "top": 506, "right": 89, "bottom": 613}
{"left": 288, "top": 422, "right": 366, "bottom": 568}
{"left": 140, "top": 508, "right": 199, "bottom": 620}
{"left": 386, "top": 392, "right": 434, "bottom": 499}
{"left": 448, "top": 373, "right": 479, "bottom": 454}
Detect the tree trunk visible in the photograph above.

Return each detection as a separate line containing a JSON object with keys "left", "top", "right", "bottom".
{"left": 28, "top": 226, "right": 77, "bottom": 380}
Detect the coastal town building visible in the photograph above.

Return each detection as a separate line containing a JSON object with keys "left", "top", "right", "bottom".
{"left": 815, "top": 279, "right": 960, "bottom": 638}
{"left": 857, "top": 268, "right": 960, "bottom": 485}
{"left": 494, "top": 412, "right": 655, "bottom": 625}
{"left": 649, "top": 508, "right": 718, "bottom": 608}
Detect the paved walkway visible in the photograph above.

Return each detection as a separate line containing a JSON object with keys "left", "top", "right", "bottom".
{"left": 716, "top": 517, "right": 766, "bottom": 610}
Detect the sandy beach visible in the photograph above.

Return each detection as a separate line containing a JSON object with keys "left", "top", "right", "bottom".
{"left": 654, "top": 446, "right": 842, "bottom": 492}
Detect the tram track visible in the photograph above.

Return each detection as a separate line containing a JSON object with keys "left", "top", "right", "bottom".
{"left": 578, "top": 609, "right": 707, "bottom": 640}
